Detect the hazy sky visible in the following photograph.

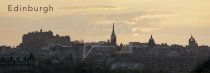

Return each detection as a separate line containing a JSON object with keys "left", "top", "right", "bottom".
{"left": 0, "top": 0, "right": 210, "bottom": 46}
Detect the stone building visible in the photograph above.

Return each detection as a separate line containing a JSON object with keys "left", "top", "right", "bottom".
{"left": 19, "top": 29, "right": 71, "bottom": 49}
{"left": 0, "top": 51, "right": 35, "bottom": 73}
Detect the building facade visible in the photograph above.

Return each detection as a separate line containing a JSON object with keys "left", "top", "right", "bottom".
{"left": 0, "top": 52, "right": 35, "bottom": 73}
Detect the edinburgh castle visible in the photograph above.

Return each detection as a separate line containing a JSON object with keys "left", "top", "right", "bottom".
{"left": 19, "top": 29, "right": 71, "bottom": 49}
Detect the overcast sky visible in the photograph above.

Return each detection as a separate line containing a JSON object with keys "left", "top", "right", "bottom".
{"left": 0, "top": 0, "right": 210, "bottom": 46}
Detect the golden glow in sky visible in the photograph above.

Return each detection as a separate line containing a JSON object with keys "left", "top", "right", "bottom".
{"left": 0, "top": 0, "right": 210, "bottom": 46}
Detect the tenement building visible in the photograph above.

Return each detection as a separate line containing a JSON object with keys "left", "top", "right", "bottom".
{"left": 0, "top": 52, "right": 35, "bottom": 73}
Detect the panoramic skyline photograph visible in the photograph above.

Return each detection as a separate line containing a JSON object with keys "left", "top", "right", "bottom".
{"left": 1, "top": 0, "right": 210, "bottom": 46}
{"left": 1, "top": 0, "right": 210, "bottom": 73}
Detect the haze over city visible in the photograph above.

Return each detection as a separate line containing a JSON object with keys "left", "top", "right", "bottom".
{"left": 1, "top": 0, "right": 210, "bottom": 46}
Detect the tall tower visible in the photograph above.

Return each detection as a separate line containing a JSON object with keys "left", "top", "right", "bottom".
{"left": 188, "top": 34, "right": 198, "bottom": 48}
{"left": 111, "top": 22, "right": 117, "bottom": 45}
{"left": 148, "top": 35, "right": 156, "bottom": 48}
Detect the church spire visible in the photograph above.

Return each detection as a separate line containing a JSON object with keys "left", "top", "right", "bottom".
{"left": 191, "top": 34, "right": 193, "bottom": 38}
{"left": 151, "top": 35, "right": 153, "bottom": 39}
{"left": 111, "top": 22, "right": 116, "bottom": 45}
{"left": 111, "top": 22, "right": 116, "bottom": 36}
{"left": 112, "top": 22, "right": 115, "bottom": 34}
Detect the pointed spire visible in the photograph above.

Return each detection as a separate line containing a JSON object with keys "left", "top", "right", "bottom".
{"left": 151, "top": 35, "right": 153, "bottom": 38}
{"left": 112, "top": 22, "right": 115, "bottom": 33}
{"left": 111, "top": 22, "right": 115, "bottom": 36}
{"left": 111, "top": 22, "right": 117, "bottom": 45}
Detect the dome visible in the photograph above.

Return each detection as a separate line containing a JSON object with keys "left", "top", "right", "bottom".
{"left": 149, "top": 35, "right": 154, "bottom": 42}
{"left": 189, "top": 35, "right": 195, "bottom": 42}
{"left": 148, "top": 35, "right": 156, "bottom": 47}
{"left": 188, "top": 35, "right": 198, "bottom": 48}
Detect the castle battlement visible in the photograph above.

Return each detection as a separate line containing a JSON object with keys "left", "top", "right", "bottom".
{"left": 19, "top": 29, "right": 71, "bottom": 49}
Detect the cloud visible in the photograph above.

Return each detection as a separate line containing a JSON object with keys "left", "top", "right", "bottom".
{"left": 51, "top": 10, "right": 170, "bottom": 40}
{"left": 59, "top": 5, "right": 116, "bottom": 10}
{"left": 0, "top": 10, "right": 172, "bottom": 45}
{"left": 87, "top": 11, "right": 171, "bottom": 35}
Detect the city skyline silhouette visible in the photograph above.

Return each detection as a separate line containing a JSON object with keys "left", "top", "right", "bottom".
{"left": 0, "top": 22, "right": 207, "bottom": 48}
{"left": 1, "top": 0, "right": 210, "bottom": 47}
{"left": 1, "top": 0, "right": 210, "bottom": 73}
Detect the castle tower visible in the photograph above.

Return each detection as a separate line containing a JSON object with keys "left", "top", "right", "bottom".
{"left": 111, "top": 22, "right": 117, "bottom": 45}
{"left": 148, "top": 35, "right": 156, "bottom": 48}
